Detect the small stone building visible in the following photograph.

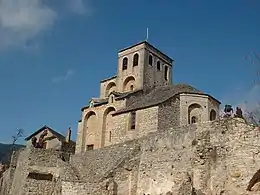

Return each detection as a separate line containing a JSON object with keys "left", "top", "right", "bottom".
{"left": 25, "top": 125, "right": 75, "bottom": 153}
{"left": 76, "top": 41, "right": 221, "bottom": 153}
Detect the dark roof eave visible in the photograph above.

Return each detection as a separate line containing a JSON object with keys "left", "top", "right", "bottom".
{"left": 115, "top": 89, "right": 143, "bottom": 100}
{"left": 24, "top": 126, "right": 65, "bottom": 141}
{"left": 112, "top": 103, "right": 160, "bottom": 116}
{"left": 81, "top": 101, "right": 108, "bottom": 112}
{"left": 100, "top": 75, "right": 117, "bottom": 83}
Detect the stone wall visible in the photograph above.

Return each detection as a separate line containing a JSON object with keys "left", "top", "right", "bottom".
{"left": 179, "top": 93, "right": 220, "bottom": 125}
{"left": 4, "top": 118, "right": 260, "bottom": 195}
{"left": 76, "top": 98, "right": 126, "bottom": 152}
{"left": 7, "top": 148, "right": 67, "bottom": 195}
{"left": 99, "top": 76, "right": 117, "bottom": 98}
{"left": 143, "top": 47, "right": 172, "bottom": 91}
{"left": 69, "top": 118, "right": 260, "bottom": 195}
{"left": 66, "top": 139, "right": 141, "bottom": 194}
{"left": 136, "top": 118, "right": 260, "bottom": 194}
{"left": 117, "top": 43, "right": 146, "bottom": 92}
{"left": 112, "top": 106, "right": 158, "bottom": 145}
{"left": 0, "top": 168, "right": 11, "bottom": 195}
{"left": 158, "top": 96, "right": 180, "bottom": 132}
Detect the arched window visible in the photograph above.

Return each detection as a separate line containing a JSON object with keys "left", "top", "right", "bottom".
{"left": 191, "top": 116, "right": 197, "bottom": 124}
{"left": 210, "top": 110, "right": 217, "bottom": 121}
{"left": 122, "top": 57, "right": 128, "bottom": 70}
{"left": 133, "top": 53, "right": 139, "bottom": 66}
{"left": 109, "top": 94, "right": 114, "bottom": 103}
{"left": 157, "top": 61, "right": 161, "bottom": 71}
{"left": 188, "top": 103, "right": 202, "bottom": 124}
{"left": 130, "top": 85, "right": 134, "bottom": 91}
{"left": 164, "top": 66, "right": 168, "bottom": 81}
{"left": 149, "top": 55, "right": 153, "bottom": 65}
{"left": 89, "top": 100, "right": 94, "bottom": 108}
{"left": 130, "top": 111, "right": 136, "bottom": 130}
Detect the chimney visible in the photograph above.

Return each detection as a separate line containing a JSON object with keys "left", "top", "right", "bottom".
{"left": 65, "top": 127, "right": 71, "bottom": 143}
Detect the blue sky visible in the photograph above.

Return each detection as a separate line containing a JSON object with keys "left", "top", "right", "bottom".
{"left": 0, "top": 0, "right": 259, "bottom": 144}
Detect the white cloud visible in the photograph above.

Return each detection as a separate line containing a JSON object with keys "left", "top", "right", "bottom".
{"left": 220, "top": 84, "right": 260, "bottom": 121}
{"left": 237, "top": 84, "right": 260, "bottom": 111}
{"left": 52, "top": 70, "right": 74, "bottom": 83}
{"left": 68, "top": 0, "right": 91, "bottom": 15}
{"left": 0, "top": 0, "right": 56, "bottom": 48}
{"left": 0, "top": 0, "right": 91, "bottom": 49}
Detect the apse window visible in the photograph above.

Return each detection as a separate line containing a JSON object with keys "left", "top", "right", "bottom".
{"left": 130, "top": 111, "right": 136, "bottom": 130}
{"left": 191, "top": 116, "right": 198, "bottom": 124}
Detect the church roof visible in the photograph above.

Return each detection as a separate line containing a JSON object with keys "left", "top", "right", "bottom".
{"left": 24, "top": 125, "right": 66, "bottom": 142}
{"left": 113, "top": 84, "right": 221, "bottom": 115}
{"left": 80, "top": 90, "right": 143, "bottom": 111}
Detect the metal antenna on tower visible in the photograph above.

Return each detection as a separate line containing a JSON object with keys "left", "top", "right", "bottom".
{"left": 146, "top": 28, "right": 149, "bottom": 41}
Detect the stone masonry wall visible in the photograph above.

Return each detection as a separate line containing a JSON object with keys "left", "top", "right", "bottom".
{"left": 112, "top": 106, "right": 158, "bottom": 145}
{"left": 68, "top": 118, "right": 260, "bottom": 195}
{"left": 136, "top": 118, "right": 260, "bottom": 195}
{"left": 5, "top": 118, "right": 260, "bottom": 195}
{"left": 67, "top": 139, "right": 141, "bottom": 194}
{"left": 8, "top": 148, "right": 66, "bottom": 195}
{"left": 158, "top": 96, "right": 180, "bottom": 132}
{"left": 76, "top": 98, "right": 126, "bottom": 152}
{"left": 179, "top": 93, "right": 209, "bottom": 125}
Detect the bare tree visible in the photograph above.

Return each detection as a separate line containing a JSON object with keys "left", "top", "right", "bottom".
{"left": 243, "top": 51, "right": 260, "bottom": 126}
{"left": 11, "top": 128, "right": 24, "bottom": 146}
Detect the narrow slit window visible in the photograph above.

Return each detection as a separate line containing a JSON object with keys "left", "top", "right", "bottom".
{"left": 157, "top": 61, "right": 161, "bottom": 71}
{"left": 149, "top": 55, "right": 153, "bottom": 66}
{"left": 130, "top": 111, "right": 136, "bottom": 130}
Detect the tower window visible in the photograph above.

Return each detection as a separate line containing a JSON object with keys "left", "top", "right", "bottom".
{"left": 149, "top": 55, "right": 153, "bottom": 66}
{"left": 133, "top": 53, "right": 139, "bottom": 66}
{"left": 157, "top": 61, "right": 161, "bottom": 71}
{"left": 122, "top": 57, "right": 128, "bottom": 70}
{"left": 130, "top": 111, "right": 136, "bottom": 130}
{"left": 164, "top": 66, "right": 168, "bottom": 81}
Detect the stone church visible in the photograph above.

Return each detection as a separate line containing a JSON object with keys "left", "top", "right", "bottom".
{"left": 75, "top": 41, "right": 221, "bottom": 153}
